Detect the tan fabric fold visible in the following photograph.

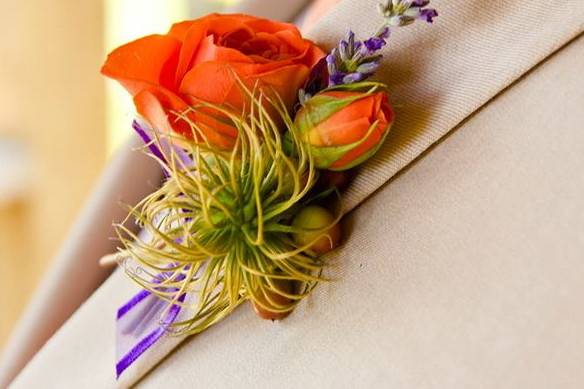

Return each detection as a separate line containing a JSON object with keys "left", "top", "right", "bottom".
{"left": 7, "top": 0, "right": 584, "bottom": 387}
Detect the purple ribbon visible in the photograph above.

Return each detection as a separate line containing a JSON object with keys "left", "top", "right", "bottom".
{"left": 115, "top": 289, "right": 185, "bottom": 378}
{"left": 115, "top": 121, "right": 195, "bottom": 379}
{"left": 132, "top": 120, "right": 195, "bottom": 174}
{"left": 116, "top": 264, "right": 189, "bottom": 379}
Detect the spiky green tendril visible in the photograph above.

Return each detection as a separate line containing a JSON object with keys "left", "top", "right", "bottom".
{"left": 116, "top": 86, "right": 340, "bottom": 336}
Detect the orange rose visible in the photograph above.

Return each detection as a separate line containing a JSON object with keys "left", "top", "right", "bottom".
{"left": 294, "top": 87, "right": 394, "bottom": 170}
{"left": 101, "top": 14, "right": 324, "bottom": 148}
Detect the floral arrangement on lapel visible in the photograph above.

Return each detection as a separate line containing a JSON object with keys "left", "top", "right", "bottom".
{"left": 101, "top": 0, "right": 437, "bottom": 378}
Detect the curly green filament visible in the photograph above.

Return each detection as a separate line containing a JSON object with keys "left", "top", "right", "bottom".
{"left": 117, "top": 82, "right": 340, "bottom": 336}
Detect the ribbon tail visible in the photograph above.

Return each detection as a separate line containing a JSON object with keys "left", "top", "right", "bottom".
{"left": 115, "top": 289, "right": 185, "bottom": 379}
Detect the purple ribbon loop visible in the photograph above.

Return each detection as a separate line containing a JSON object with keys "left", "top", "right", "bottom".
{"left": 116, "top": 121, "right": 195, "bottom": 379}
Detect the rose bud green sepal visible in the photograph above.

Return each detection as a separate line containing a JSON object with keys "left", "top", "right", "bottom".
{"left": 292, "top": 82, "right": 395, "bottom": 171}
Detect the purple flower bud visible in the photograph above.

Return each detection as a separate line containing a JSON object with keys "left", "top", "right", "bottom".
{"left": 419, "top": 8, "right": 438, "bottom": 23}
{"left": 347, "top": 30, "right": 355, "bottom": 44}
{"left": 342, "top": 72, "right": 364, "bottom": 84}
{"left": 411, "top": 0, "right": 430, "bottom": 7}
{"left": 357, "top": 43, "right": 369, "bottom": 58}
{"left": 364, "top": 37, "right": 386, "bottom": 52}
{"left": 327, "top": 64, "right": 337, "bottom": 78}
{"left": 339, "top": 40, "right": 350, "bottom": 61}
{"left": 326, "top": 51, "right": 336, "bottom": 65}
{"left": 326, "top": 55, "right": 337, "bottom": 79}
{"left": 329, "top": 72, "right": 345, "bottom": 86}
{"left": 377, "top": 26, "right": 391, "bottom": 39}
{"left": 356, "top": 62, "right": 380, "bottom": 75}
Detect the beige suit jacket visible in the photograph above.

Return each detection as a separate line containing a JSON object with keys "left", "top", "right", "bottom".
{"left": 3, "top": 0, "right": 584, "bottom": 387}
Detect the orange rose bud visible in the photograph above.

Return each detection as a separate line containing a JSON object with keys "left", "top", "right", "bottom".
{"left": 294, "top": 84, "right": 394, "bottom": 170}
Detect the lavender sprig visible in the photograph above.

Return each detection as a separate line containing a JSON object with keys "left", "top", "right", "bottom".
{"left": 326, "top": 28, "right": 389, "bottom": 87}
{"left": 326, "top": 0, "right": 438, "bottom": 87}
{"left": 299, "top": 0, "right": 438, "bottom": 102}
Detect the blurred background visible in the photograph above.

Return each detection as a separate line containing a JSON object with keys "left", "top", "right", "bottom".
{"left": 0, "top": 0, "right": 333, "bottom": 354}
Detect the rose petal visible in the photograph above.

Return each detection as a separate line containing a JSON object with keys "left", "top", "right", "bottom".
{"left": 172, "top": 22, "right": 207, "bottom": 84}
{"left": 314, "top": 117, "right": 372, "bottom": 146}
{"left": 134, "top": 89, "right": 188, "bottom": 135}
{"left": 319, "top": 92, "right": 377, "bottom": 125}
{"left": 244, "top": 18, "right": 299, "bottom": 35}
{"left": 329, "top": 119, "right": 387, "bottom": 169}
{"left": 194, "top": 35, "right": 253, "bottom": 64}
{"left": 179, "top": 62, "right": 242, "bottom": 108}
{"left": 101, "top": 34, "right": 181, "bottom": 94}
{"left": 135, "top": 89, "right": 236, "bottom": 149}
{"left": 249, "top": 63, "right": 311, "bottom": 110}
{"left": 180, "top": 61, "right": 310, "bottom": 111}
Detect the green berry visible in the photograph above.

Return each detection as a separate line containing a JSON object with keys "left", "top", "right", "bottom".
{"left": 292, "top": 206, "right": 341, "bottom": 255}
